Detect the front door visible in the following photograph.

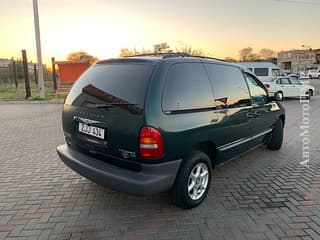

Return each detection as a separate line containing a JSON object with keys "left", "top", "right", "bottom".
{"left": 289, "top": 77, "right": 304, "bottom": 97}
{"left": 204, "top": 63, "right": 254, "bottom": 163}
{"left": 277, "top": 77, "right": 293, "bottom": 97}
{"left": 243, "top": 72, "right": 276, "bottom": 146}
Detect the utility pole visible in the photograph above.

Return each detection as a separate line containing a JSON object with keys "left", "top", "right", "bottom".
{"left": 33, "top": 0, "right": 45, "bottom": 99}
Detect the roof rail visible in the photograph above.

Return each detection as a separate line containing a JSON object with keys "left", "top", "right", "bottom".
{"left": 125, "top": 52, "right": 225, "bottom": 61}
{"left": 192, "top": 55, "right": 226, "bottom": 62}
{"left": 162, "top": 52, "right": 191, "bottom": 58}
{"left": 126, "top": 52, "right": 191, "bottom": 58}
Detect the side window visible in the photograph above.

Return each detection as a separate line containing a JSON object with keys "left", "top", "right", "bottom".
{"left": 162, "top": 63, "right": 214, "bottom": 112}
{"left": 205, "top": 64, "right": 251, "bottom": 109}
{"left": 272, "top": 68, "right": 280, "bottom": 77}
{"left": 280, "top": 78, "right": 290, "bottom": 84}
{"left": 244, "top": 73, "right": 268, "bottom": 104}
{"left": 254, "top": 68, "right": 268, "bottom": 76}
{"left": 289, "top": 78, "right": 301, "bottom": 85}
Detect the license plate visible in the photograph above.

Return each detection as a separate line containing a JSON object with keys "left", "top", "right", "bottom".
{"left": 78, "top": 122, "right": 105, "bottom": 139}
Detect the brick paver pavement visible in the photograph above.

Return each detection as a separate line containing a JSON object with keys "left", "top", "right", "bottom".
{"left": 0, "top": 97, "right": 320, "bottom": 240}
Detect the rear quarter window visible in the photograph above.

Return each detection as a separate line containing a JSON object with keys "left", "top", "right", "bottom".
{"left": 162, "top": 63, "right": 214, "bottom": 112}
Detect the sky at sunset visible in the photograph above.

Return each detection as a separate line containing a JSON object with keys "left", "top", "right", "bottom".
{"left": 0, "top": 0, "right": 319, "bottom": 65}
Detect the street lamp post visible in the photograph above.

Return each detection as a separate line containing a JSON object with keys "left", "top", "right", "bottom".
{"left": 33, "top": 0, "right": 45, "bottom": 99}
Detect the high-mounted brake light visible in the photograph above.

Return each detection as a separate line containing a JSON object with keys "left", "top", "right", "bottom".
{"left": 139, "top": 126, "right": 164, "bottom": 158}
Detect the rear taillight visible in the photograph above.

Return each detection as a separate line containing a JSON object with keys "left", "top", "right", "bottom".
{"left": 139, "top": 126, "right": 164, "bottom": 158}
{"left": 264, "top": 84, "right": 270, "bottom": 88}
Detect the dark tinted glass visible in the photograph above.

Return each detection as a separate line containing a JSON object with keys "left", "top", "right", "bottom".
{"left": 205, "top": 64, "right": 251, "bottom": 109}
{"left": 65, "top": 63, "right": 154, "bottom": 108}
{"left": 244, "top": 73, "right": 268, "bottom": 104}
{"left": 162, "top": 63, "right": 214, "bottom": 112}
{"left": 254, "top": 68, "right": 268, "bottom": 76}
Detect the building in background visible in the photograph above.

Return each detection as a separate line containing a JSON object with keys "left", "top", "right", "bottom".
{"left": 0, "top": 58, "right": 11, "bottom": 67}
{"left": 278, "top": 49, "right": 320, "bottom": 74}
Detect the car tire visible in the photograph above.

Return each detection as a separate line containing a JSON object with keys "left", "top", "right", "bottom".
{"left": 275, "top": 91, "right": 284, "bottom": 100}
{"left": 306, "top": 90, "right": 312, "bottom": 100}
{"left": 267, "top": 119, "right": 284, "bottom": 151}
{"left": 170, "top": 151, "right": 212, "bottom": 209}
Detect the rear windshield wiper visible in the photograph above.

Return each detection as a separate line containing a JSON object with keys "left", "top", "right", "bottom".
{"left": 95, "top": 103, "right": 137, "bottom": 109}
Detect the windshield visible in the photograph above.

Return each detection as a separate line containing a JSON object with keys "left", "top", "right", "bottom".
{"left": 272, "top": 68, "right": 281, "bottom": 77}
{"left": 65, "top": 63, "right": 154, "bottom": 108}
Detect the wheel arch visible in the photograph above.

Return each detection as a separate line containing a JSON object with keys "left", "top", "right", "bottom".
{"left": 309, "top": 89, "right": 314, "bottom": 96}
{"left": 192, "top": 141, "right": 217, "bottom": 168}
{"left": 275, "top": 90, "right": 284, "bottom": 98}
{"left": 279, "top": 114, "right": 285, "bottom": 126}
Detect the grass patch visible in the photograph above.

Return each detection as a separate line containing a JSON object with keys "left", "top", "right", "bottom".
{"left": 0, "top": 81, "right": 58, "bottom": 101}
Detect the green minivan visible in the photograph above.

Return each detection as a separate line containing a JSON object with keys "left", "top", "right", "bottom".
{"left": 57, "top": 54, "right": 285, "bottom": 208}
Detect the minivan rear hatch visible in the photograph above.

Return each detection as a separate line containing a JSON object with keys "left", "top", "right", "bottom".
{"left": 63, "top": 59, "right": 155, "bottom": 168}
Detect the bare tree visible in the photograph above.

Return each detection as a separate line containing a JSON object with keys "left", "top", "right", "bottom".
{"left": 175, "top": 42, "right": 204, "bottom": 56}
{"left": 153, "top": 42, "right": 171, "bottom": 53}
{"left": 239, "top": 47, "right": 257, "bottom": 61}
{"left": 119, "top": 48, "right": 137, "bottom": 57}
{"left": 224, "top": 57, "right": 237, "bottom": 62}
{"left": 118, "top": 47, "right": 153, "bottom": 57}
{"left": 258, "top": 48, "right": 277, "bottom": 60}
{"left": 118, "top": 42, "right": 204, "bottom": 57}
{"left": 67, "top": 50, "right": 99, "bottom": 65}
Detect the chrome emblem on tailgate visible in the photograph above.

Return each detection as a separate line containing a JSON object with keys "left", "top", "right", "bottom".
{"left": 74, "top": 116, "right": 103, "bottom": 125}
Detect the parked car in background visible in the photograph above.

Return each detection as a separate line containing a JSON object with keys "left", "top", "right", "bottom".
{"left": 286, "top": 74, "right": 299, "bottom": 81}
{"left": 57, "top": 53, "right": 286, "bottom": 209}
{"left": 263, "top": 76, "right": 315, "bottom": 99}
{"left": 307, "top": 69, "right": 320, "bottom": 79}
{"left": 237, "top": 62, "right": 284, "bottom": 81}
{"left": 297, "top": 72, "right": 310, "bottom": 81}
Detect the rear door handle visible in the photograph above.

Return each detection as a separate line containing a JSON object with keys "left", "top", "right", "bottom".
{"left": 254, "top": 111, "right": 261, "bottom": 117}
{"left": 247, "top": 112, "right": 253, "bottom": 119}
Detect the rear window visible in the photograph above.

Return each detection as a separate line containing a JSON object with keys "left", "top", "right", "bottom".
{"left": 65, "top": 63, "right": 154, "bottom": 108}
{"left": 254, "top": 68, "right": 268, "bottom": 76}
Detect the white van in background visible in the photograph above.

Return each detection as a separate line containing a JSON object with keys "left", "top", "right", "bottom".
{"left": 237, "top": 62, "right": 284, "bottom": 81}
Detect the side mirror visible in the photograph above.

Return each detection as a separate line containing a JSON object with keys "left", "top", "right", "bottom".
{"left": 273, "top": 92, "right": 284, "bottom": 101}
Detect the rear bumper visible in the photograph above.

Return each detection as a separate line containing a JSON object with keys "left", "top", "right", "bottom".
{"left": 56, "top": 144, "right": 181, "bottom": 195}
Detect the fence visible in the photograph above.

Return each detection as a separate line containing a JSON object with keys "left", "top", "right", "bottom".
{"left": 0, "top": 61, "right": 52, "bottom": 85}
{"left": 0, "top": 59, "right": 55, "bottom": 100}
